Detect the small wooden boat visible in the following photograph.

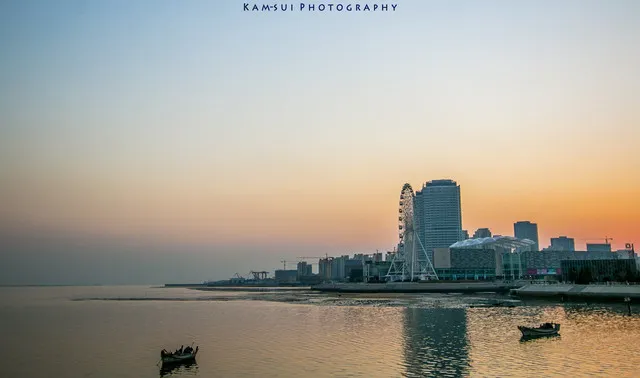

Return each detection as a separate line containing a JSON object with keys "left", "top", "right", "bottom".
{"left": 518, "top": 322, "right": 560, "bottom": 338}
{"left": 470, "top": 300, "right": 517, "bottom": 308}
{"left": 161, "top": 346, "right": 198, "bottom": 365}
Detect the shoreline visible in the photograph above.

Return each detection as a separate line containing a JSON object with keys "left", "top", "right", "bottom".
{"left": 163, "top": 281, "right": 640, "bottom": 304}
{"left": 310, "top": 282, "right": 520, "bottom": 294}
{"left": 511, "top": 284, "right": 640, "bottom": 302}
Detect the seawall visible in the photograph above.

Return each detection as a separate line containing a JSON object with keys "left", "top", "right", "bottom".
{"left": 311, "top": 282, "right": 521, "bottom": 294}
{"left": 511, "top": 284, "right": 640, "bottom": 302}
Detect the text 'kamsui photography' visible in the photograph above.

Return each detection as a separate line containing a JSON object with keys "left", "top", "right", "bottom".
{"left": 243, "top": 3, "right": 399, "bottom": 12}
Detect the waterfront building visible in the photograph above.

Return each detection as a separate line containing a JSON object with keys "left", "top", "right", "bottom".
{"left": 561, "top": 259, "right": 637, "bottom": 282}
{"left": 616, "top": 249, "right": 635, "bottom": 259}
{"left": 319, "top": 253, "right": 394, "bottom": 281}
{"left": 367, "top": 261, "right": 392, "bottom": 282}
{"left": 502, "top": 250, "right": 630, "bottom": 280}
{"left": 473, "top": 228, "right": 492, "bottom": 238}
{"left": 447, "top": 236, "right": 534, "bottom": 279}
{"left": 432, "top": 247, "right": 496, "bottom": 280}
{"left": 274, "top": 269, "right": 298, "bottom": 283}
{"left": 414, "top": 179, "right": 463, "bottom": 262}
{"left": 587, "top": 243, "right": 612, "bottom": 252}
{"left": 514, "top": 221, "right": 539, "bottom": 251}
{"left": 550, "top": 236, "right": 575, "bottom": 251}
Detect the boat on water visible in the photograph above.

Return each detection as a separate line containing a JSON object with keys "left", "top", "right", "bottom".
{"left": 470, "top": 300, "right": 517, "bottom": 308}
{"left": 161, "top": 345, "right": 199, "bottom": 365}
{"left": 518, "top": 322, "right": 560, "bottom": 338}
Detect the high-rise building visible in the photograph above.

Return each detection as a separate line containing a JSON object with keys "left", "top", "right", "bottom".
{"left": 550, "top": 236, "right": 575, "bottom": 251}
{"left": 514, "top": 221, "right": 539, "bottom": 251}
{"left": 296, "top": 261, "right": 313, "bottom": 277}
{"left": 473, "top": 228, "right": 492, "bottom": 238}
{"left": 414, "top": 179, "right": 463, "bottom": 261}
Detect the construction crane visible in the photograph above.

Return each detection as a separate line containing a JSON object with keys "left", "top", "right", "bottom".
{"left": 294, "top": 261, "right": 319, "bottom": 265}
{"left": 280, "top": 260, "right": 288, "bottom": 270}
{"left": 297, "top": 254, "right": 332, "bottom": 260}
{"left": 579, "top": 237, "right": 614, "bottom": 245}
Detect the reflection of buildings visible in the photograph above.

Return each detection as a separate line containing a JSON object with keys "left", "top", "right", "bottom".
{"left": 402, "top": 308, "right": 469, "bottom": 377}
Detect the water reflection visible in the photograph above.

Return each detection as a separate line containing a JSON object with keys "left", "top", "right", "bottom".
{"left": 4, "top": 287, "right": 640, "bottom": 378}
{"left": 159, "top": 361, "right": 198, "bottom": 377}
{"left": 562, "top": 302, "right": 636, "bottom": 318}
{"left": 519, "top": 334, "right": 561, "bottom": 343}
{"left": 466, "top": 305, "right": 640, "bottom": 377}
{"left": 402, "top": 308, "right": 469, "bottom": 377}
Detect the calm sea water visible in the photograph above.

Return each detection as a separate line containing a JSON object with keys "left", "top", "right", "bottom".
{"left": 1, "top": 286, "right": 639, "bottom": 377}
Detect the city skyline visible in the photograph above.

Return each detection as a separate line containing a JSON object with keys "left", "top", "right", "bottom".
{"left": 1, "top": 0, "right": 639, "bottom": 284}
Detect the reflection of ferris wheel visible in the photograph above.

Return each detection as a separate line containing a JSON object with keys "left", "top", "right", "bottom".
{"left": 387, "top": 183, "right": 438, "bottom": 282}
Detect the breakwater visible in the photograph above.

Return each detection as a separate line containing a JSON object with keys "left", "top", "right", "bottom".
{"left": 311, "top": 281, "right": 522, "bottom": 294}
{"left": 164, "top": 283, "right": 207, "bottom": 288}
{"left": 511, "top": 284, "right": 640, "bottom": 302}
{"left": 193, "top": 286, "right": 310, "bottom": 292}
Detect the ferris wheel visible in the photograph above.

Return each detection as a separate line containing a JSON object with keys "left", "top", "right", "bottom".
{"left": 398, "top": 183, "right": 415, "bottom": 249}
{"left": 387, "top": 182, "right": 439, "bottom": 282}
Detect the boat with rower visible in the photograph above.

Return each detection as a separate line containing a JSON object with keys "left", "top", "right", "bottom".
{"left": 518, "top": 322, "right": 560, "bottom": 338}
{"left": 160, "top": 345, "right": 199, "bottom": 365}
{"left": 470, "top": 300, "right": 517, "bottom": 308}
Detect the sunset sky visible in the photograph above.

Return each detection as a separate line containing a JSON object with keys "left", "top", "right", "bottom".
{"left": 1, "top": 1, "right": 639, "bottom": 284}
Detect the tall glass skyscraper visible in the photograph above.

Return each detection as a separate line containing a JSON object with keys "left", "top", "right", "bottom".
{"left": 414, "top": 179, "right": 463, "bottom": 261}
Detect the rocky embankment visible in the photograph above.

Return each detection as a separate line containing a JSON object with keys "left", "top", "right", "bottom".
{"left": 511, "top": 284, "right": 640, "bottom": 301}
